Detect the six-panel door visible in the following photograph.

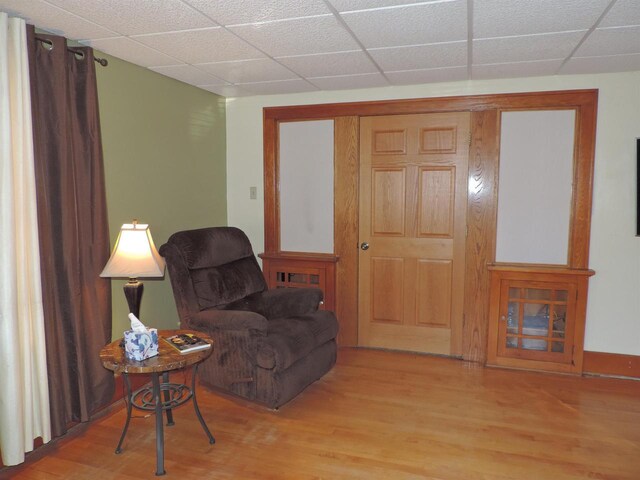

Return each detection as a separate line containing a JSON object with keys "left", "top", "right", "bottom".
{"left": 358, "top": 112, "right": 470, "bottom": 355}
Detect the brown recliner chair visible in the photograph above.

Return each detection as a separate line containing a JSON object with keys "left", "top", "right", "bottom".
{"left": 159, "top": 226, "right": 338, "bottom": 408}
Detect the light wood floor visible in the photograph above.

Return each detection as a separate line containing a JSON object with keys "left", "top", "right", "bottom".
{"left": 3, "top": 348, "right": 640, "bottom": 480}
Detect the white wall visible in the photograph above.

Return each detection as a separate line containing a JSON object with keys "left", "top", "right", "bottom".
{"left": 496, "top": 110, "right": 575, "bottom": 265}
{"left": 226, "top": 71, "right": 640, "bottom": 356}
{"left": 279, "top": 120, "right": 334, "bottom": 253}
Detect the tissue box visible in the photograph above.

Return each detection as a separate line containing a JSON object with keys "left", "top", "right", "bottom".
{"left": 123, "top": 328, "right": 159, "bottom": 361}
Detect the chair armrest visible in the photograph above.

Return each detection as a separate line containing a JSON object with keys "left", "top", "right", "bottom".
{"left": 250, "top": 288, "right": 324, "bottom": 319}
{"left": 185, "top": 309, "right": 268, "bottom": 335}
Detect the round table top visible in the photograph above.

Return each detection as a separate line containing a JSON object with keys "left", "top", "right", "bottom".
{"left": 100, "top": 329, "right": 213, "bottom": 375}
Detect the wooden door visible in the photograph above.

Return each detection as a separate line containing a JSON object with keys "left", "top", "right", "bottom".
{"left": 358, "top": 112, "right": 470, "bottom": 355}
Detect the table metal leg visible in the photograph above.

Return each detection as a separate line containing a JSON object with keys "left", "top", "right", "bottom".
{"left": 191, "top": 364, "right": 215, "bottom": 444}
{"left": 162, "top": 372, "right": 175, "bottom": 426}
{"left": 152, "top": 373, "right": 166, "bottom": 476}
{"left": 115, "top": 373, "right": 132, "bottom": 454}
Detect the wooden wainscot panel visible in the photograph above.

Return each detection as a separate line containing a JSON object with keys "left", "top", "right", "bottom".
{"left": 260, "top": 253, "right": 338, "bottom": 313}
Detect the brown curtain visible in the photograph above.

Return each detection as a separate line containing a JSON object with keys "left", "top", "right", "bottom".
{"left": 26, "top": 25, "right": 114, "bottom": 438}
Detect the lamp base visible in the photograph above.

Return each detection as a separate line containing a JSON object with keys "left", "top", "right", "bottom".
{"left": 123, "top": 279, "right": 143, "bottom": 319}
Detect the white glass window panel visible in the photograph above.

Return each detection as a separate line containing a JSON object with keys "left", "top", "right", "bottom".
{"left": 279, "top": 120, "right": 334, "bottom": 253}
{"left": 496, "top": 110, "right": 575, "bottom": 265}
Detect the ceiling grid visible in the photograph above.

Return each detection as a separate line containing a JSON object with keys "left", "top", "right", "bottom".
{"left": 0, "top": 0, "right": 637, "bottom": 96}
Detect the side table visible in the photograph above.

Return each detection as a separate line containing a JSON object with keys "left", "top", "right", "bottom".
{"left": 100, "top": 329, "right": 215, "bottom": 476}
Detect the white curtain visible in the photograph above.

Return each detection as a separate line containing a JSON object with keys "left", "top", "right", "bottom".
{"left": 0, "top": 13, "right": 51, "bottom": 466}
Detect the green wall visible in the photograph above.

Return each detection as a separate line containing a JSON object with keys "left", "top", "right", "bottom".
{"left": 95, "top": 53, "right": 227, "bottom": 339}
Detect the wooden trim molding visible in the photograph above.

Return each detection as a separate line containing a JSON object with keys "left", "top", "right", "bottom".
{"left": 259, "top": 252, "right": 338, "bottom": 262}
{"left": 334, "top": 116, "right": 359, "bottom": 346}
{"left": 263, "top": 113, "right": 279, "bottom": 253}
{"left": 463, "top": 109, "right": 498, "bottom": 362}
{"left": 263, "top": 89, "right": 599, "bottom": 121}
{"left": 569, "top": 94, "right": 598, "bottom": 269}
{"left": 583, "top": 351, "right": 640, "bottom": 379}
{"left": 487, "top": 265, "right": 596, "bottom": 276}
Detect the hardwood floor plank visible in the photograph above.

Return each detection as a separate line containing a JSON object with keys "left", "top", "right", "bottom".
{"left": 3, "top": 348, "right": 639, "bottom": 479}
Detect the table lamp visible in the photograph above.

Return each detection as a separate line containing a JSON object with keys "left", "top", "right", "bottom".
{"left": 100, "top": 221, "right": 165, "bottom": 319}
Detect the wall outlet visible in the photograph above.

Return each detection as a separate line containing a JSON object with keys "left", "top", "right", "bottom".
{"left": 250, "top": 186, "right": 257, "bottom": 200}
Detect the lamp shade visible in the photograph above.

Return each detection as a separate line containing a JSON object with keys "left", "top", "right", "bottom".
{"left": 100, "top": 223, "right": 165, "bottom": 278}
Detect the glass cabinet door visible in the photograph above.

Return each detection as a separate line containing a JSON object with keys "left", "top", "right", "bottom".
{"left": 499, "top": 281, "right": 576, "bottom": 363}
{"left": 487, "top": 266, "right": 593, "bottom": 374}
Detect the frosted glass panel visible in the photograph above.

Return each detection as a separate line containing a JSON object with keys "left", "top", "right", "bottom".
{"left": 279, "top": 120, "right": 334, "bottom": 253}
{"left": 496, "top": 110, "right": 575, "bottom": 264}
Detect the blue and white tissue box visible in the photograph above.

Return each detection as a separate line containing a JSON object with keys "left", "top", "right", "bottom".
{"left": 123, "top": 328, "right": 159, "bottom": 361}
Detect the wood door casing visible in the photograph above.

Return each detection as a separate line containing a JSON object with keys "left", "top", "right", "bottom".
{"left": 263, "top": 90, "right": 598, "bottom": 362}
{"left": 358, "top": 112, "right": 470, "bottom": 355}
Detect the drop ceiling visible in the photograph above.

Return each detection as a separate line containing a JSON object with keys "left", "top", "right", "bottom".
{"left": 1, "top": 0, "right": 639, "bottom": 97}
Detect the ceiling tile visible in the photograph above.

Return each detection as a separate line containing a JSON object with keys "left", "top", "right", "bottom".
{"left": 474, "top": 31, "right": 585, "bottom": 65}
{"left": 575, "top": 26, "right": 640, "bottom": 57}
{"left": 229, "top": 15, "right": 359, "bottom": 56}
{"left": 44, "top": 0, "right": 216, "bottom": 36}
{"left": 2, "top": 0, "right": 639, "bottom": 98}
{"left": 385, "top": 66, "right": 468, "bottom": 85}
{"left": 370, "top": 41, "right": 467, "bottom": 71}
{"left": 307, "top": 73, "right": 389, "bottom": 90}
{"left": 80, "top": 37, "right": 179, "bottom": 67}
{"left": 328, "top": 0, "right": 432, "bottom": 12}
{"left": 599, "top": 0, "right": 640, "bottom": 28}
{"left": 198, "top": 84, "right": 249, "bottom": 97}
{"left": 472, "top": 59, "right": 563, "bottom": 80}
{"left": 195, "top": 58, "right": 298, "bottom": 83}
{"left": 149, "top": 65, "right": 226, "bottom": 86}
{"left": 184, "top": 0, "right": 330, "bottom": 26}
{"left": 133, "top": 28, "right": 264, "bottom": 64}
{"left": 560, "top": 53, "right": 640, "bottom": 75}
{"left": 276, "top": 50, "right": 378, "bottom": 77}
{"left": 236, "top": 79, "right": 318, "bottom": 95}
{"left": 0, "top": 0, "right": 117, "bottom": 40}
{"left": 340, "top": 1, "right": 467, "bottom": 48}
{"left": 473, "top": 0, "right": 611, "bottom": 39}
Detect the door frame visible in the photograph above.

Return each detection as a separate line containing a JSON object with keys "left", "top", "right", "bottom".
{"left": 263, "top": 90, "right": 598, "bottom": 363}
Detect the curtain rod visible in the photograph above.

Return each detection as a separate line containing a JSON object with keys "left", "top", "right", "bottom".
{"left": 34, "top": 36, "right": 108, "bottom": 66}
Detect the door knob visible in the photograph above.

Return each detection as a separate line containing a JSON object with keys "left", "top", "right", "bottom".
{"left": 360, "top": 242, "right": 369, "bottom": 251}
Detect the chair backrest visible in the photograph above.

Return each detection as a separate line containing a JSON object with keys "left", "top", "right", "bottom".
{"left": 159, "top": 227, "right": 267, "bottom": 322}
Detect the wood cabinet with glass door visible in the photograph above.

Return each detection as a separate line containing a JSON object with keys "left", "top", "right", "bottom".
{"left": 487, "top": 266, "right": 594, "bottom": 374}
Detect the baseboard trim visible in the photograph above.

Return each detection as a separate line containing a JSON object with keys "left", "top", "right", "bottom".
{"left": 583, "top": 351, "right": 640, "bottom": 379}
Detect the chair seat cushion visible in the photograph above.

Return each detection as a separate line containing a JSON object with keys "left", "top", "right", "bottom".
{"left": 256, "top": 310, "right": 338, "bottom": 370}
